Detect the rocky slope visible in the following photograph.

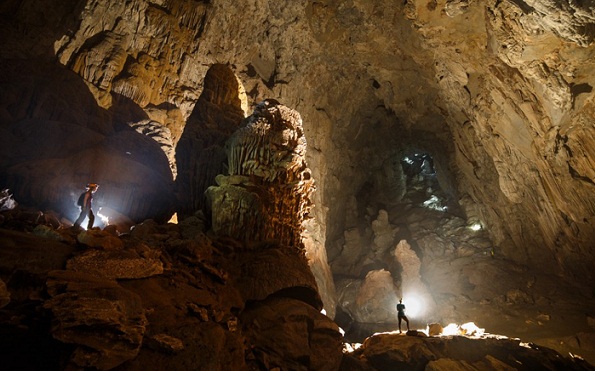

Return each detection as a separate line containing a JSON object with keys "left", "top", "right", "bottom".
{"left": 0, "top": 211, "right": 593, "bottom": 370}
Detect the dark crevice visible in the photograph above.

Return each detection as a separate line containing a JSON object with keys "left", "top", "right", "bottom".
{"left": 244, "top": 63, "right": 257, "bottom": 78}
{"left": 568, "top": 164, "right": 595, "bottom": 186}
{"left": 267, "top": 286, "right": 323, "bottom": 310}
{"left": 570, "top": 82, "right": 593, "bottom": 107}
{"left": 506, "top": 0, "right": 534, "bottom": 14}
{"left": 264, "top": 70, "right": 277, "bottom": 89}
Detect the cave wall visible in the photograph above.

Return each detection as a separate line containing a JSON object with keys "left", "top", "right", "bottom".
{"left": 0, "top": 1, "right": 176, "bottom": 223}
{"left": 409, "top": 0, "right": 595, "bottom": 282}
{"left": 1, "top": 0, "right": 594, "bottom": 311}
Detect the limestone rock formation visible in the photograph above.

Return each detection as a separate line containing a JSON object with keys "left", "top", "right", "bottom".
{"left": 77, "top": 229, "right": 125, "bottom": 250}
{"left": 1, "top": 0, "right": 595, "bottom": 368}
{"left": 44, "top": 270, "right": 148, "bottom": 370}
{"left": 235, "top": 247, "right": 322, "bottom": 308}
{"left": 0, "top": 211, "right": 346, "bottom": 370}
{"left": 353, "top": 269, "right": 398, "bottom": 324}
{"left": 348, "top": 332, "right": 593, "bottom": 371}
{"left": 66, "top": 249, "right": 164, "bottom": 280}
{"left": 2, "top": 199, "right": 595, "bottom": 369}
{"left": 206, "top": 102, "right": 314, "bottom": 249}
{"left": 393, "top": 239, "right": 433, "bottom": 312}
{"left": 175, "top": 64, "right": 246, "bottom": 217}
{"left": 241, "top": 296, "right": 343, "bottom": 371}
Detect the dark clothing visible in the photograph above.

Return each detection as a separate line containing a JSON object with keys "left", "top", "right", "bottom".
{"left": 74, "top": 191, "right": 94, "bottom": 229}
{"left": 397, "top": 302, "right": 409, "bottom": 332}
{"left": 397, "top": 303, "right": 406, "bottom": 317}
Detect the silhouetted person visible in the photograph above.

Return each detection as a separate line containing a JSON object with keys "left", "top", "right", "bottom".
{"left": 74, "top": 183, "right": 98, "bottom": 230}
{"left": 397, "top": 298, "right": 410, "bottom": 333}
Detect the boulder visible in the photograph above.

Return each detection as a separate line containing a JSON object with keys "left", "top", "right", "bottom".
{"left": 235, "top": 247, "right": 322, "bottom": 309}
{"left": 44, "top": 270, "right": 147, "bottom": 370}
{"left": 77, "top": 229, "right": 124, "bottom": 250}
{"left": 428, "top": 323, "right": 444, "bottom": 336}
{"left": 33, "top": 224, "right": 74, "bottom": 244}
{"left": 241, "top": 296, "right": 343, "bottom": 371}
{"left": 353, "top": 332, "right": 591, "bottom": 371}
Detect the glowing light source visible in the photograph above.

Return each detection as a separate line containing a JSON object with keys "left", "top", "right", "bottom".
{"left": 442, "top": 323, "right": 460, "bottom": 336}
{"left": 460, "top": 322, "right": 485, "bottom": 337}
{"left": 400, "top": 293, "right": 424, "bottom": 318}
{"left": 422, "top": 195, "right": 448, "bottom": 212}
{"left": 469, "top": 223, "right": 482, "bottom": 231}
{"left": 438, "top": 322, "right": 485, "bottom": 337}
{"left": 97, "top": 211, "right": 110, "bottom": 226}
{"left": 343, "top": 342, "right": 362, "bottom": 353}
{"left": 168, "top": 213, "right": 179, "bottom": 224}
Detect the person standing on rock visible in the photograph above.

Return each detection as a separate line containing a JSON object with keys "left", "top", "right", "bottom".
{"left": 397, "top": 298, "right": 410, "bottom": 333}
{"left": 74, "top": 183, "right": 98, "bottom": 230}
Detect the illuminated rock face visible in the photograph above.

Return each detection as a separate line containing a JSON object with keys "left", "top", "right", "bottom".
{"left": 207, "top": 102, "right": 314, "bottom": 250}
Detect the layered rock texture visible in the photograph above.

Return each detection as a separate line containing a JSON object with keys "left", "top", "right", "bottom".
{"left": 0, "top": 214, "right": 342, "bottom": 370}
{"left": 1, "top": 211, "right": 593, "bottom": 370}
{"left": 207, "top": 101, "right": 314, "bottom": 249}
{"left": 1, "top": 0, "right": 595, "bottom": 369}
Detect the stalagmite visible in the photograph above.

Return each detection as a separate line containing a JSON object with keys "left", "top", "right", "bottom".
{"left": 207, "top": 103, "right": 314, "bottom": 251}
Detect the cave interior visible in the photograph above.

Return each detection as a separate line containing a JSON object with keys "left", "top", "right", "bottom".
{"left": 1, "top": 0, "right": 595, "bottom": 369}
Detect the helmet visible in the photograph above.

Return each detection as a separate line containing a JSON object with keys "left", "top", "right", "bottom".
{"left": 86, "top": 183, "right": 99, "bottom": 190}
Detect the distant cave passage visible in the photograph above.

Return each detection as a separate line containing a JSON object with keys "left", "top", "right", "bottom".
{"left": 400, "top": 152, "right": 448, "bottom": 212}
{"left": 401, "top": 153, "right": 435, "bottom": 178}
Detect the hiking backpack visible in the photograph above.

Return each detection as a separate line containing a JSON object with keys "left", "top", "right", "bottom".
{"left": 77, "top": 192, "right": 86, "bottom": 207}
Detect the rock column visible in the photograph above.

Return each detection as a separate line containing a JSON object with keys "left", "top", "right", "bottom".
{"left": 206, "top": 101, "right": 314, "bottom": 250}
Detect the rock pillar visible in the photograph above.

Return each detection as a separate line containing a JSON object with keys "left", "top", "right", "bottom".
{"left": 206, "top": 101, "right": 314, "bottom": 250}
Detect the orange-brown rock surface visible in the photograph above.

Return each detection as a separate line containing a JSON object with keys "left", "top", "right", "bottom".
{"left": 0, "top": 0, "right": 594, "bottom": 369}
